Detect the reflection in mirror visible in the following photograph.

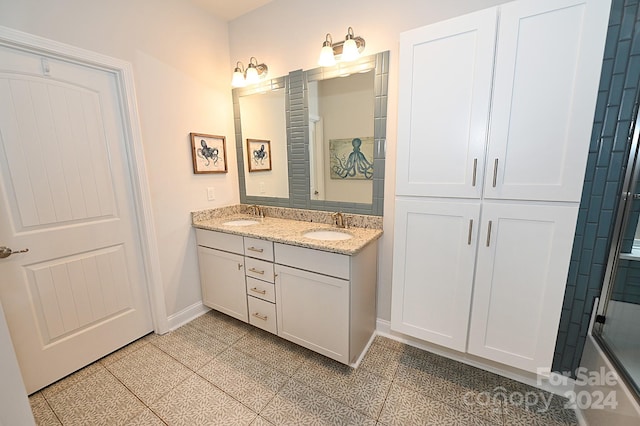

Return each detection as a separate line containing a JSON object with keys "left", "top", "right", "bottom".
{"left": 303, "top": 51, "right": 389, "bottom": 216}
{"left": 239, "top": 88, "right": 288, "bottom": 197}
{"left": 308, "top": 72, "right": 374, "bottom": 204}
{"left": 234, "top": 76, "right": 291, "bottom": 206}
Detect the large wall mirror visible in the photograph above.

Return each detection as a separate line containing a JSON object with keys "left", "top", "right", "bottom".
{"left": 234, "top": 51, "right": 389, "bottom": 215}
{"left": 233, "top": 76, "right": 292, "bottom": 207}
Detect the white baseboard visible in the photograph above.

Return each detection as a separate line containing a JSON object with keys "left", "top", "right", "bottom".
{"left": 375, "top": 318, "right": 575, "bottom": 397}
{"left": 166, "top": 302, "right": 210, "bottom": 332}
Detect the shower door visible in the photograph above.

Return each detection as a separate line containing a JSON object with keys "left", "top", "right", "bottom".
{"left": 595, "top": 102, "right": 640, "bottom": 399}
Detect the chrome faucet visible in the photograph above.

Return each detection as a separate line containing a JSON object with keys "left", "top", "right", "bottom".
{"left": 332, "top": 212, "right": 346, "bottom": 228}
{"left": 249, "top": 205, "right": 265, "bottom": 218}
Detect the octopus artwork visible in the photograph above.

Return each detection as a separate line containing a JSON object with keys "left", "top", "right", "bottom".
{"left": 330, "top": 137, "right": 374, "bottom": 180}
{"left": 197, "top": 139, "right": 220, "bottom": 166}
{"left": 252, "top": 144, "right": 268, "bottom": 166}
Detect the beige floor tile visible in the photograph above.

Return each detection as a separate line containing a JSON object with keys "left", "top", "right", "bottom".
{"left": 98, "top": 333, "right": 156, "bottom": 367}
{"left": 261, "top": 379, "right": 376, "bottom": 425}
{"left": 188, "top": 310, "right": 252, "bottom": 345}
{"left": 150, "top": 374, "right": 257, "bottom": 425}
{"left": 233, "top": 328, "right": 311, "bottom": 375}
{"left": 294, "top": 352, "right": 393, "bottom": 419}
{"left": 44, "top": 368, "right": 146, "bottom": 426}
{"left": 358, "top": 341, "right": 403, "bottom": 380}
{"left": 151, "top": 323, "right": 229, "bottom": 370}
{"left": 105, "top": 343, "right": 192, "bottom": 405}
{"left": 379, "top": 383, "right": 498, "bottom": 426}
{"left": 198, "top": 347, "right": 288, "bottom": 412}
{"left": 126, "top": 408, "right": 166, "bottom": 425}
{"left": 29, "top": 392, "right": 61, "bottom": 426}
{"left": 40, "top": 363, "right": 105, "bottom": 399}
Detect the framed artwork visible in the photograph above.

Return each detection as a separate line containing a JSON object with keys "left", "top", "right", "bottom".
{"left": 329, "top": 136, "right": 374, "bottom": 180}
{"left": 190, "top": 133, "right": 227, "bottom": 174}
{"left": 247, "top": 138, "right": 272, "bottom": 172}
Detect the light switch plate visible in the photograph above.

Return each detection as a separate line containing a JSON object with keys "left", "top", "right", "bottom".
{"left": 207, "top": 187, "right": 215, "bottom": 200}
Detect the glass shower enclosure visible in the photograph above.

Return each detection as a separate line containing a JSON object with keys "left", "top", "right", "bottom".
{"left": 595, "top": 100, "right": 640, "bottom": 400}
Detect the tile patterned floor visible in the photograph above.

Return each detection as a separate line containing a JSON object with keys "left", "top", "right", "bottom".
{"left": 29, "top": 310, "right": 579, "bottom": 425}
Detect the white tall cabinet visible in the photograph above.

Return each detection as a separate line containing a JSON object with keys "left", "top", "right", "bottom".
{"left": 391, "top": 0, "right": 611, "bottom": 373}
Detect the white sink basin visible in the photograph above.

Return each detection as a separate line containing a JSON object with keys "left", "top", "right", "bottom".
{"left": 303, "top": 230, "right": 353, "bottom": 241}
{"left": 222, "top": 219, "right": 260, "bottom": 226}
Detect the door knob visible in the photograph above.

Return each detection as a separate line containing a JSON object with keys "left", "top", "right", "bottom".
{"left": 0, "top": 246, "right": 29, "bottom": 259}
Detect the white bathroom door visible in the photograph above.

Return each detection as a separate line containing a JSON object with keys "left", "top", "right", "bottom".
{"left": 0, "top": 44, "right": 153, "bottom": 393}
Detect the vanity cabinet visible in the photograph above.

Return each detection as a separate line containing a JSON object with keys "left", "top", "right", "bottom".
{"left": 392, "top": 0, "right": 610, "bottom": 373}
{"left": 275, "top": 242, "right": 377, "bottom": 364}
{"left": 196, "top": 230, "right": 247, "bottom": 322}
{"left": 196, "top": 227, "right": 378, "bottom": 365}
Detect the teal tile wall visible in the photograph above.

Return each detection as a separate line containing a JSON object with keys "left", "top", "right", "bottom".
{"left": 552, "top": 0, "right": 640, "bottom": 375}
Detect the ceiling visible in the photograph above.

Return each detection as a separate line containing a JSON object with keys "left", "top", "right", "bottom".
{"left": 188, "top": 0, "right": 274, "bottom": 21}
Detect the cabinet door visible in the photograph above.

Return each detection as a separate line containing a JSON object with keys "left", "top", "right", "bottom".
{"left": 197, "top": 246, "right": 247, "bottom": 322}
{"left": 275, "top": 264, "right": 349, "bottom": 363}
{"left": 467, "top": 202, "right": 578, "bottom": 372}
{"left": 484, "top": 0, "right": 610, "bottom": 202}
{"left": 395, "top": 7, "right": 497, "bottom": 198}
{"left": 391, "top": 198, "right": 480, "bottom": 352}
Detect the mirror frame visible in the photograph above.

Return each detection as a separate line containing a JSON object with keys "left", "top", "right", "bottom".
{"left": 234, "top": 51, "right": 389, "bottom": 216}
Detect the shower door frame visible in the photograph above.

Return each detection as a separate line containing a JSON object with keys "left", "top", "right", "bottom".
{"left": 594, "top": 97, "right": 640, "bottom": 402}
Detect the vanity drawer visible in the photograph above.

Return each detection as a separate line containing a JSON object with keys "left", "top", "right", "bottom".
{"left": 245, "top": 257, "right": 275, "bottom": 283}
{"left": 196, "top": 229, "right": 244, "bottom": 254}
{"left": 244, "top": 237, "right": 274, "bottom": 261}
{"left": 275, "top": 243, "right": 350, "bottom": 280}
{"left": 246, "top": 277, "right": 275, "bottom": 303}
{"left": 247, "top": 296, "right": 277, "bottom": 334}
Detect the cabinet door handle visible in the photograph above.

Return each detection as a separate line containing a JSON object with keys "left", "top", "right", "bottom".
{"left": 492, "top": 158, "right": 498, "bottom": 188}
{"left": 467, "top": 219, "right": 473, "bottom": 245}
{"left": 249, "top": 267, "right": 265, "bottom": 275}
{"left": 252, "top": 312, "right": 268, "bottom": 321}
{"left": 237, "top": 263, "right": 243, "bottom": 270}
{"left": 250, "top": 287, "right": 267, "bottom": 295}
{"left": 247, "top": 246, "right": 264, "bottom": 253}
{"left": 486, "top": 220, "right": 493, "bottom": 247}
{"left": 472, "top": 158, "right": 478, "bottom": 187}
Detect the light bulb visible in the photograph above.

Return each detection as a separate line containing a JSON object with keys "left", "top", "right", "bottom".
{"left": 341, "top": 38, "right": 359, "bottom": 62}
{"left": 245, "top": 65, "right": 259, "bottom": 84}
{"left": 231, "top": 70, "right": 245, "bottom": 87}
{"left": 318, "top": 45, "right": 336, "bottom": 67}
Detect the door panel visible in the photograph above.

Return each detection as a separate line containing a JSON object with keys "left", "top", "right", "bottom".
{"left": 468, "top": 202, "right": 578, "bottom": 372}
{"left": 485, "top": 0, "right": 610, "bottom": 202}
{"left": 396, "top": 7, "right": 496, "bottom": 198}
{"left": 391, "top": 198, "right": 480, "bottom": 351}
{"left": 0, "top": 45, "right": 152, "bottom": 393}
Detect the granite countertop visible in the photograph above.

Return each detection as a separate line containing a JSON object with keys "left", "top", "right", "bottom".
{"left": 192, "top": 214, "right": 382, "bottom": 255}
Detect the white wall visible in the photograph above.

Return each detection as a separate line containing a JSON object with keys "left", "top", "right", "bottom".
{"left": 229, "top": 0, "right": 512, "bottom": 320}
{"left": 0, "top": 0, "right": 238, "bottom": 319}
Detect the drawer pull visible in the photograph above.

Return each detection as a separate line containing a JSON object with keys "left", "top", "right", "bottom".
{"left": 250, "top": 287, "right": 267, "bottom": 295}
{"left": 247, "top": 246, "right": 264, "bottom": 253}
{"left": 472, "top": 158, "right": 477, "bottom": 187}
{"left": 492, "top": 158, "right": 498, "bottom": 188}
{"left": 252, "top": 312, "right": 268, "bottom": 321}
{"left": 249, "top": 267, "right": 265, "bottom": 275}
{"left": 486, "top": 220, "right": 493, "bottom": 247}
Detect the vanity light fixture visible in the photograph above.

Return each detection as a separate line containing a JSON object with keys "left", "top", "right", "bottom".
{"left": 231, "top": 57, "right": 269, "bottom": 88}
{"left": 318, "top": 27, "right": 365, "bottom": 67}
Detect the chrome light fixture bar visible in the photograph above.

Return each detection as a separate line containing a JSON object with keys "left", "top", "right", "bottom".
{"left": 318, "top": 27, "right": 366, "bottom": 67}
{"left": 231, "top": 57, "right": 269, "bottom": 88}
